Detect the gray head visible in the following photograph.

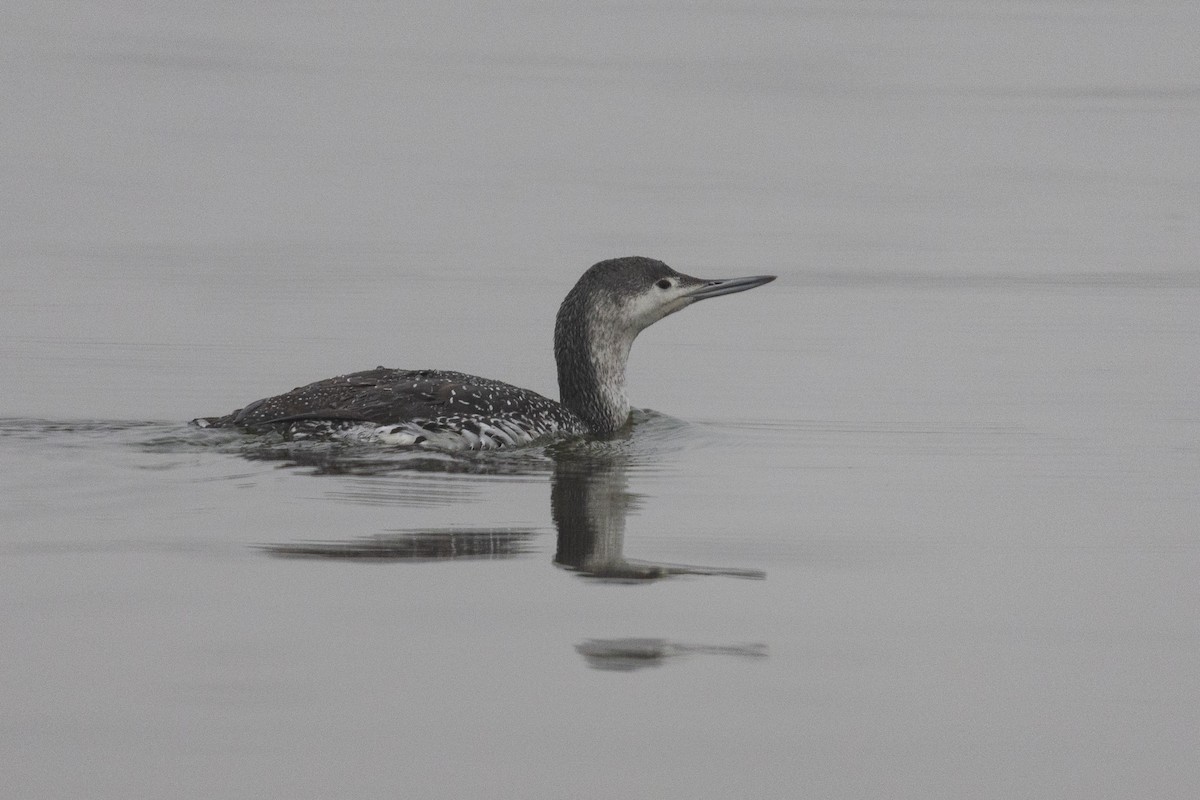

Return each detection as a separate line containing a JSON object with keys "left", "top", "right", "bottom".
{"left": 554, "top": 256, "right": 776, "bottom": 434}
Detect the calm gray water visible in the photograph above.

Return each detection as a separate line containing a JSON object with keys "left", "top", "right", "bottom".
{"left": 3, "top": 3, "right": 1198, "bottom": 798}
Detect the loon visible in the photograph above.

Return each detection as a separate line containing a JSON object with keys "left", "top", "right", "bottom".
{"left": 196, "top": 256, "right": 775, "bottom": 450}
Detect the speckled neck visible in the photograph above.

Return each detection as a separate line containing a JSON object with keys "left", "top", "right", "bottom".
{"left": 554, "top": 282, "right": 634, "bottom": 435}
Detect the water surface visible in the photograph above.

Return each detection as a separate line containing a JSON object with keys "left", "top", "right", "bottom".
{"left": 2, "top": 2, "right": 1198, "bottom": 798}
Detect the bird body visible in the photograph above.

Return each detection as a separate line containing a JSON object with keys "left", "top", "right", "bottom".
{"left": 202, "top": 367, "right": 586, "bottom": 449}
{"left": 197, "top": 257, "right": 775, "bottom": 450}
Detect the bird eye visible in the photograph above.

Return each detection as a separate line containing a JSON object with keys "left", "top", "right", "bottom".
{"left": 655, "top": 279, "right": 672, "bottom": 290}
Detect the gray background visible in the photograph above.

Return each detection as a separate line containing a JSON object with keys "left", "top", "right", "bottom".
{"left": 2, "top": 3, "right": 1197, "bottom": 798}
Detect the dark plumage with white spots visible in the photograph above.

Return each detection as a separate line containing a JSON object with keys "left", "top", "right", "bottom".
{"left": 196, "top": 257, "right": 775, "bottom": 450}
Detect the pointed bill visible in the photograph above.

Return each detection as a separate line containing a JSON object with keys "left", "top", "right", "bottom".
{"left": 682, "top": 274, "right": 777, "bottom": 301}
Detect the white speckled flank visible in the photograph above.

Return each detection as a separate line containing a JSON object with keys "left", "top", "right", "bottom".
{"left": 196, "top": 257, "right": 775, "bottom": 450}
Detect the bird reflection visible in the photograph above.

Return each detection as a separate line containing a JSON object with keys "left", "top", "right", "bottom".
{"left": 262, "top": 527, "right": 537, "bottom": 560}
{"left": 550, "top": 443, "right": 764, "bottom": 582}
{"left": 213, "top": 426, "right": 769, "bottom": 668}
{"left": 235, "top": 420, "right": 763, "bottom": 582}
{"left": 575, "top": 638, "right": 768, "bottom": 672}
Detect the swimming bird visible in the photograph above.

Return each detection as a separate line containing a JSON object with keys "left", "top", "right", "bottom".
{"left": 196, "top": 256, "right": 775, "bottom": 450}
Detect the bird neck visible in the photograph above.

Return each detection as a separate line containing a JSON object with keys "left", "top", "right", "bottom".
{"left": 554, "top": 292, "right": 634, "bottom": 435}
